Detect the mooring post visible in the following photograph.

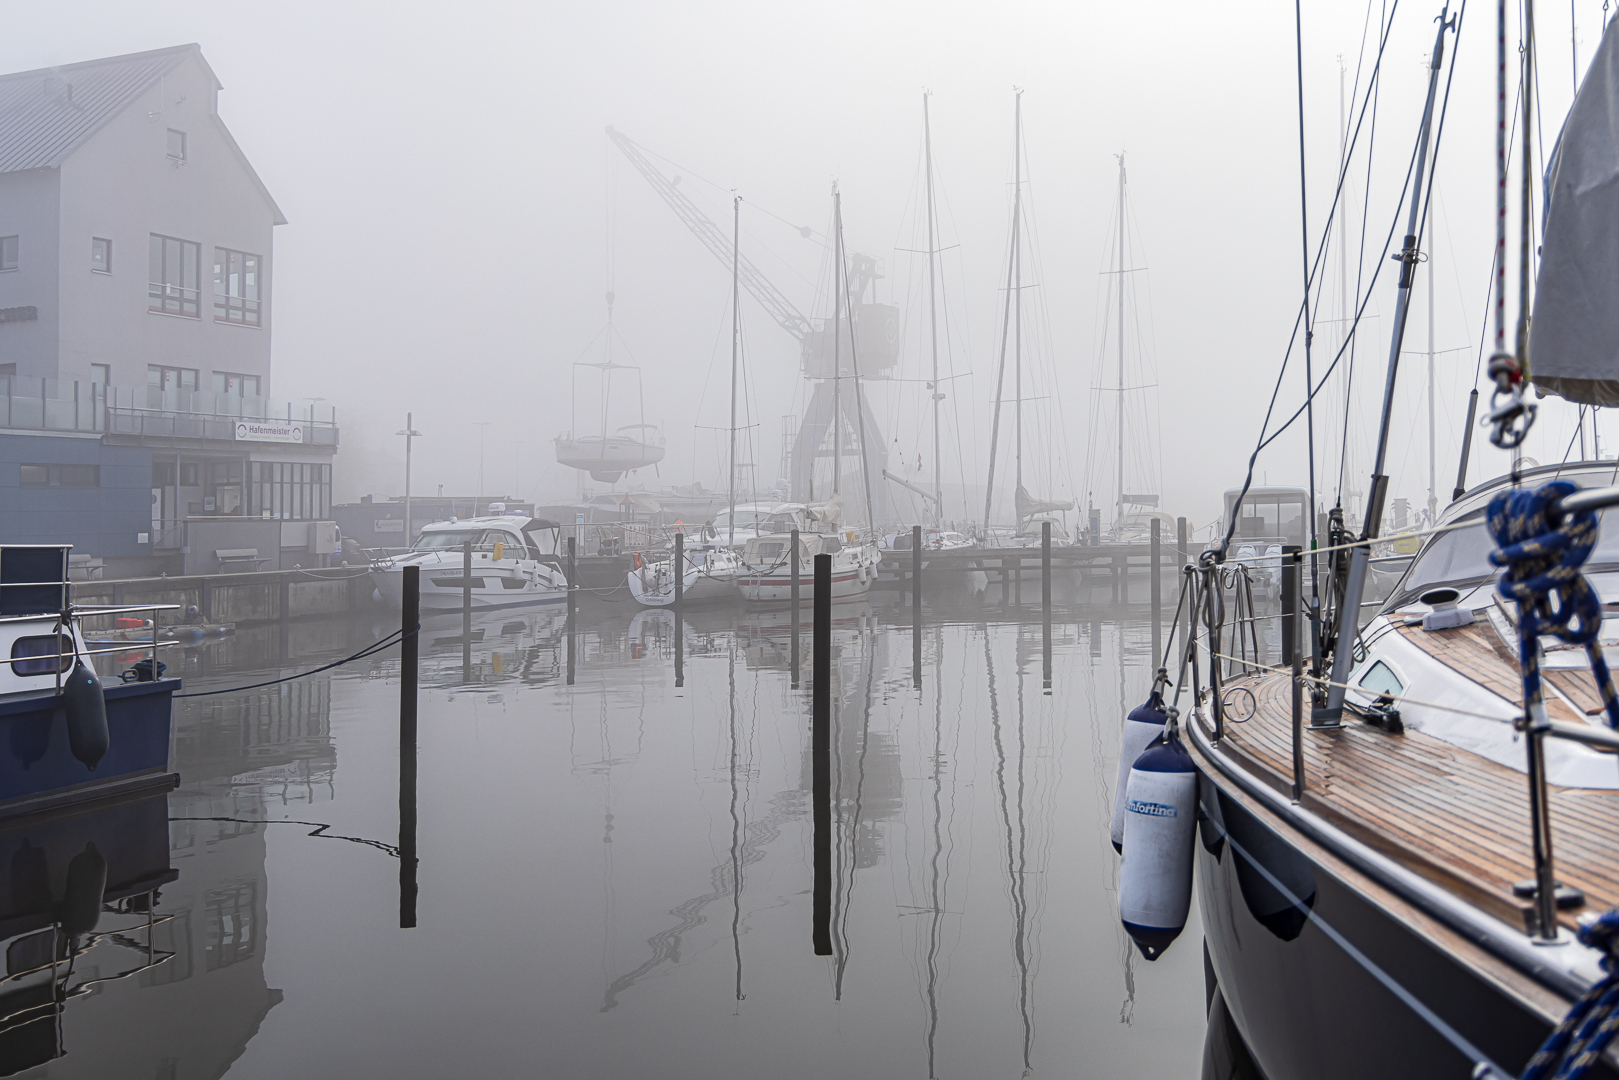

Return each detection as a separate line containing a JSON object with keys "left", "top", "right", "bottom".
{"left": 812, "top": 552, "right": 832, "bottom": 956}
{"left": 399, "top": 564, "right": 419, "bottom": 929}
{"left": 566, "top": 537, "right": 576, "bottom": 687}
{"left": 278, "top": 572, "right": 291, "bottom": 659}
{"left": 1177, "top": 516, "right": 1189, "bottom": 567}
{"left": 1151, "top": 518, "right": 1162, "bottom": 663}
{"left": 462, "top": 540, "right": 473, "bottom": 678}
{"left": 1042, "top": 521, "right": 1052, "bottom": 691}
{"left": 790, "top": 528, "right": 801, "bottom": 688}
{"left": 912, "top": 525, "right": 923, "bottom": 689}
{"left": 674, "top": 530, "right": 684, "bottom": 609}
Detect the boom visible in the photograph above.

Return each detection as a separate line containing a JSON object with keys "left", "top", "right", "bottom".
{"left": 607, "top": 127, "right": 814, "bottom": 344}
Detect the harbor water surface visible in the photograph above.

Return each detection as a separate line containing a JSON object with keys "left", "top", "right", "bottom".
{"left": 39, "top": 586, "right": 1206, "bottom": 1078}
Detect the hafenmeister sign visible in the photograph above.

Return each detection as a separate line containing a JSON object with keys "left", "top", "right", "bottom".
{"left": 234, "top": 420, "right": 304, "bottom": 444}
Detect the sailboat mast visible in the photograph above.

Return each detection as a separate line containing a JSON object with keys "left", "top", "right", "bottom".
{"left": 1322, "top": 8, "right": 1452, "bottom": 724}
{"left": 983, "top": 92, "right": 1021, "bottom": 528}
{"left": 1014, "top": 92, "right": 1024, "bottom": 496}
{"left": 832, "top": 185, "right": 843, "bottom": 498}
{"left": 924, "top": 92, "right": 942, "bottom": 525}
{"left": 1116, "top": 154, "right": 1126, "bottom": 532}
{"left": 1427, "top": 195, "right": 1437, "bottom": 522}
{"left": 730, "top": 194, "right": 741, "bottom": 548}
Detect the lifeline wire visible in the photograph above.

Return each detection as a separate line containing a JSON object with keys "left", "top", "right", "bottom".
{"left": 172, "top": 625, "right": 417, "bottom": 698}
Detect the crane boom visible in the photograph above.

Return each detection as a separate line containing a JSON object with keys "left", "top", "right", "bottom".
{"left": 607, "top": 127, "right": 813, "bottom": 343}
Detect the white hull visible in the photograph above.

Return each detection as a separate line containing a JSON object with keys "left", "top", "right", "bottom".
{"left": 738, "top": 549, "right": 880, "bottom": 603}
{"left": 627, "top": 557, "right": 740, "bottom": 607}
{"left": 371, "top": 557, "right": 566, "bottom": 612}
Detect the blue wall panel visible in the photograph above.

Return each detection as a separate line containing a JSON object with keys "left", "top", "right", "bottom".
{"left": 0, "top": 435, "right": 151, "bottom": 557}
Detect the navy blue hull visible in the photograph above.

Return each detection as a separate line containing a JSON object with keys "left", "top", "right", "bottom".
{"left": 1195, "top": 778, "right": 1619, "bottom": 1080}
{"left": 0, "top": 679, "right": 177, "bottom": 815}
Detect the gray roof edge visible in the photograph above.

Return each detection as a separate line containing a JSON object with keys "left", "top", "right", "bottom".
{"left": 0, "top": 42, "right": 201, "bottom": 86}
{"left": 30, "top": 48, "right": 194, "bottom": 171}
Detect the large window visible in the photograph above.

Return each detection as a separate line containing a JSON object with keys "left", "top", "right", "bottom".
{"left": 211, "top": 371, "right": 260, "bottom": 397}
{"left": 212, "top": 248, "right": 261, "bottom": 326}
{"left": 148, "top": 365, "right": 198, "bottom": 392}
{"left": 250, "top": 462, "right": 331, "bottom": 521}
{"left": 149, "top": 234, "right": 200, "bottom": 317}
{"left": 19, "top": 463, "right": 99, "bottom": 488}
{"left": 0, "top": 235, "right": 16, "bottom": 272}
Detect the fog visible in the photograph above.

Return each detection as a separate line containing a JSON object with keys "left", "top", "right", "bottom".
{"left": 8, "top": 0, "right": 1606, "bottom": 532}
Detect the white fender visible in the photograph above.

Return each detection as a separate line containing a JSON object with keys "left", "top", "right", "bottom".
{"left": 1110, "top": 692, "right": 1169, "bottom": 852}
{"left": 1119, "top": 733, "right": 1197, "bottom": 961}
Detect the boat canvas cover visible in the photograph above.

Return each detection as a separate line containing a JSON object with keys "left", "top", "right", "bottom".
{"left": 1531, "top": 19, "right": 1619, "bottom": 405}
{"left": 1014, "top": 485, "right": 1073, "bottom": 521}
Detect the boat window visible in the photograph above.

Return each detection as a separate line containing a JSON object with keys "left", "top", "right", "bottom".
{"left": 714, "top": 510, "right": 771, "bottom": 531}
{"left": 754, "top": 541, "right": 785, "bottom": 561}
{"left": 412, "top": 530, "right": 491, "bottom": 551}
{"left": 10, "top": 634, "right": 71, "bottom": 676}
{"left": 1357, "top": 660, "right": 1403, "bottom": 698}
{"left": 1399, "top": 506, "right": 1619, "bottom": 604}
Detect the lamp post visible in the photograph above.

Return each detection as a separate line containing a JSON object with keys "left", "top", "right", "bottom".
{"left": 473, "top": 422, "right": 492, "bottom": 515}
{"left": 396, "top": 414, "right": 422, "bottom": 547}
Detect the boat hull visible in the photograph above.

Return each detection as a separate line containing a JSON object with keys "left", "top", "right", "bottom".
{"left": 627, "top": 565, "right": 738, "bottom": 607}
{"left": 371, "top": 564, "right": 566, "bottom": 612}
{"left": 1193, "top": 758, "right": 1604, "bottom": 1079}
{"left": 0, "top": 679, "right": 178, "bottom": 818}
{"left": 737, "top": 566, "right": 872, "bottom": 603}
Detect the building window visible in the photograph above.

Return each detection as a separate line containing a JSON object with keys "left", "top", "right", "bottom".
{"left": 90, "top": 363, "right": 110, "bottom": 389}
{"left": 148, "top": 364, "right": 198, "bottom": 392}
{"left": 0, "top": 235, "right": 16, "bottom": 272}
{"left": 211, "top": 371, "right": 260, "bottom": 397}
{"left": 166, "top": 129, "right": 186, "bottom": 161}
{"left": 91, "top": 237, "right": 110, "bottom": 273}
{"left": 19, "top": 463, "right": 99, "bottom": 488}
{"left": 250, "top": 462, "right": 331, "bottom": 521}
{"left": 148, "top": 234, "right": 200, "bottom": 317}
{"left": 212, "top": 249, "right": 261, "bottom": 326}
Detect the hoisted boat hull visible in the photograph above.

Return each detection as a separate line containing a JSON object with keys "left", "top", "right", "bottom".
{"left": 554, "top": 436, "right": 665, "bottom": 484}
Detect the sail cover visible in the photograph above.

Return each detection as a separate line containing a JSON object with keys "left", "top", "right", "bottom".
{"left": 1530, "top": 18, "right": 1619, "bottom": 405}
{"left": 1014, "top": 485, "right": 1074, "bottom": 520}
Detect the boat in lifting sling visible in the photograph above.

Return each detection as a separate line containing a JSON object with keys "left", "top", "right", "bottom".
{"left": 555, "top": 294, "right": 665, "bottom": 484}
{"left": 1125, "top": 12, "right": 1619, "bottom": 1078}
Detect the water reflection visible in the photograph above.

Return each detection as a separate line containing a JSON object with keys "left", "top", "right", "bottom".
{"left": 16, "top": 586, "right": 1211, "bottom": 1078}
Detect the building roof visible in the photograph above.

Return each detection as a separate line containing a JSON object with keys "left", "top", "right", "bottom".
{"left": 0, "top": 43, "right": 285, "bottom": 224}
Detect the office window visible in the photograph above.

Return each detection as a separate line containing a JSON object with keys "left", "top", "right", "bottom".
{"left": 148, "top": 364, "right": 198, "bottom": 392}
{"left": 166, "top": 129, "right": 186, "bottom": 161}
{"left": 250, "top": 462, "right": 331, "bottom": 521}
{"left": 211, "top": 371, "right": 260, "bottom": 397}
{"left": 0, "top": 235, "right": 15, "bottom": 271}
{"left": 148, "top": 234, "right": 200, "bottom": 317}
{"left": 91, "top": 237, "right": 110, "bottom": 273}
{"left": 19, "top": 464, "right": 99, "bottom": 488}
{"left": 90, "top": 363, "right": 110, "bottom": 389}
{"left": 212, "top": 249, "right": 261, "bottom": 326}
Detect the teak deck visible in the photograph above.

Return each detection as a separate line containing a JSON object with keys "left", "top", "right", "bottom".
{"left": 1203, "top": 619, "right": 1619, "bottom": 933}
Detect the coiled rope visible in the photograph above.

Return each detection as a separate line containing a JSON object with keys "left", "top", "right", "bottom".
{"left": 1486, "top": 479, "right": 1619, "bottom": 728}
{"left": 1517, "top": 912, "right": 1619, "bottom": 1080}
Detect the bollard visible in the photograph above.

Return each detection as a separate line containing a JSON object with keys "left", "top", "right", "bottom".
{"left": 912, "top": 525, "right": 923, "bottom": 689}
{"left": 1151, "top": 518, "right": 1162, "bottom": 663}
{"left": 812, "top": 552, "right": 832, "bottom": 955}
{"left": 1042, "top": 521, "right": 1052, "bottom": 691}
{"left": 674, "top": 530, "right": 684, "bottom": 608}
{"left": 399, "top": 564, "right": 419, "bottom": 929}
{"left": 790, "top": 528, "right": 801, "bottom": 688}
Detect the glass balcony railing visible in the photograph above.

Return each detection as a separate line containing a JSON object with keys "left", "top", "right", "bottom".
{"left": 0, "top": 376, "right": 338, "bottom": 445}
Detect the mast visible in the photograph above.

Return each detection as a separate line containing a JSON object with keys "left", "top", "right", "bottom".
{"left": 1013, "top": 92, "right": 1024, "bottom": 498}
{"left": 832, "top": 185, "right": 843, "bottom": 498}
{"left": 1322, "top": 7, "right": 1453, "bottom": 724}
{"left": 1116, "top": 154, "right": 1126, "bottom": 532}
{"left": 983, "top": 91, "right": 1022, "bottom": 528}
{"left": 923, "top": 92, "right": 943, "bottom": 525}
{"left": 1427, "top": 194, "right": 1437, "bottom": 523}
{"left": 729, "top": 194, "right": 741, "bottom": 548}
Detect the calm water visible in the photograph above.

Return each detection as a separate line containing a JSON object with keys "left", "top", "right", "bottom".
{"left": 24, "top": 582, "right": 1207, "bottom": 1079}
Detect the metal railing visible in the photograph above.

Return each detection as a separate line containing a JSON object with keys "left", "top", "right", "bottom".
{"left": 0, "top": 375, "right": 338, "bottom": 442}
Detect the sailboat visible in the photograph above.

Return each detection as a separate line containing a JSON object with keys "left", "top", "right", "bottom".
{"left": 554, "top": 293, "right": 666, "bottom": 484}
{"left": 1172, "top": 11, "right": 1619, "bottom": 1078}
{"left": 982, "top": 92, "right": 1074, "bottom": 549}
{"left": 629, "top": 200, "right": 745, "bottom": 607}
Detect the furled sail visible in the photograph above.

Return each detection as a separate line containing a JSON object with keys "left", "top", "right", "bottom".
{"left": 1530, "top": 18, "right": 1619, "bottom": 405}
{"left": 1015, "top": 484, "right": 1074, "bottom": 521}
{"left": 806, "top": 492, "right": 843, "bottom": 525}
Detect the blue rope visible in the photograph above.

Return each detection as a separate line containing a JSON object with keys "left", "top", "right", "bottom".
{"left": 1486, "top": 480, "right": 1619, "bottom": 728}
{"left": 1520, "top": 912, "right": 1619, "bottom": 1080}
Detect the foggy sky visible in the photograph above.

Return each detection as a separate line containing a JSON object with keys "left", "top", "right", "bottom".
{"left": 4, "top": 0, "right": 1602, "bottom": 531}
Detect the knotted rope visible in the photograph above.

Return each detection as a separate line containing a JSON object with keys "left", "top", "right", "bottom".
{"left": 1518, "top": 912, "right": 1619, "bottom": 1079}
{"left": 1486, "top": 480, "right": 1619, "bottom": 728}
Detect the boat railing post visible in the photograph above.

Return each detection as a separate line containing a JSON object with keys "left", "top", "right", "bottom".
{"left": 791, "top": 528, "right": 801, "bottom": 688}
{"left": 1525, "top": 698, "right": 1561, "bottom": 940}
{"left": 1207, "top": 562, "right": 1225, "bottom": 742}
{"left": 1283, "top": 546, "right": 1304, "bottom": 801}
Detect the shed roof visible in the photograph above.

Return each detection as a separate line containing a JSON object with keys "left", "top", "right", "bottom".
{"left": 0, "top": 43, "right": 285, "bottom": 224}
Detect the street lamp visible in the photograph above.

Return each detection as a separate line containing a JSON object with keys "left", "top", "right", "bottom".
{"left": 396, "top": 413, "right": 422, "bottom": 546}
{"left": 473, "top": 422, "right": 492, "bottom": 514}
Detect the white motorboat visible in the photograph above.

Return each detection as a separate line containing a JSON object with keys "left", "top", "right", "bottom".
{"left": 737, "top": 530, "right": 881, "bottom": 603}
{"left": 627, "top": 543, "right": 742, "bottom": 607}
{"left": 370, "top": 515, "right": 567, "bottom": 612}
